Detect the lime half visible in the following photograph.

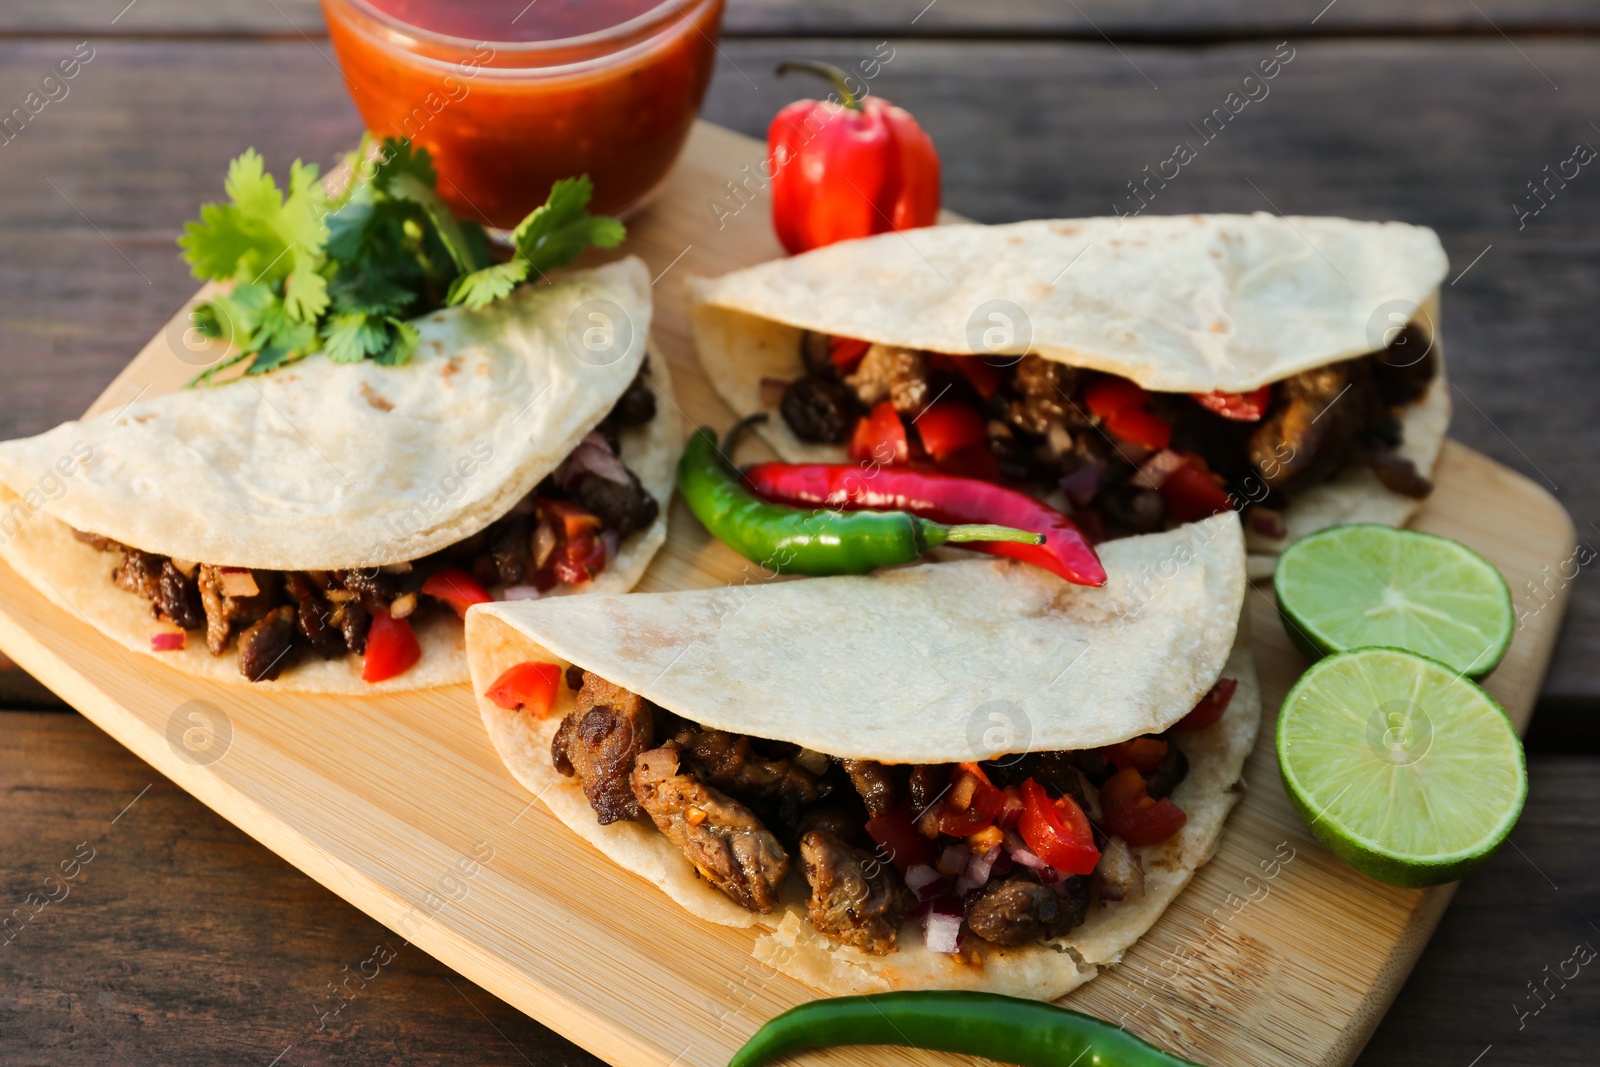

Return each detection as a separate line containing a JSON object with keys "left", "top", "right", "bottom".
{"left": 1277, "top": 647, "right": 1526, "bottom": 888}
{"left": 1275, "top": 524, "right": 1514, "bottom": 678}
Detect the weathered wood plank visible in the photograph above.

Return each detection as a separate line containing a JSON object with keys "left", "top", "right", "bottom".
{"left": 2, "top": 0, "right": 1598, "bottom": 38}
{"left": 3, "top": 711, "right": 1594, "bottom": 1066}
{"left": 0, "top": 37, "right": 1592, "bottom": 698}
{"left": 0, "top": 711, "right": 605, "bottom": 1067}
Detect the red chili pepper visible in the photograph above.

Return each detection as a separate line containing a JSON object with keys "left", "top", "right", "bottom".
{"left": 362, "top": 610, "right": 421, "bottom": 683}
{"left": 829, "top": 335, "right": 870, "bottom": 375}
{"left": 1018, "top": 778, "right": 1101, "bottom": 875}
{"left": 742, "top": 462, "right": 1107, "bottom": 586}
{"left": 768, "top": 60, "right": 941, "bottom": 255}
{"left": 847, "top": 400, "right": 911, "bottom": 466}
{"left": 1100, "top": 767, "right": 1188, "bottom": 847}
{"left": 1161, "top": 456, "right": 1234, "bottom": 523}
{"left": 937, "top": 762, "right": 1006, "bottom": 837}
{"left": 1192, "top": 385, "right": 1272, "bottom": 422}
{"left": 865, "top": 805, "right": 938, "bottom": 874}
{"left": 484, "top": 661, "right": 563, "bottom": 718}
{"left": 913, "top": 400, "right": 988, "bottom": 462}
{"left": 420, "top": 567, "right": 493, "bottom": 619}
{"left": 1173, "top": 677, "right": 1238, "bottom": 731}
{"left": 1100, "top": 736, "right": 1169, "bottom": 774}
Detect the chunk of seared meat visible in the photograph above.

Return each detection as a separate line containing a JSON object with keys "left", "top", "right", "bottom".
{"left": 631, "top": 745, "right": 790, "bottom": 913}
{"left": 846, "top": 344, "right": 928, "bottom": 414}
{"left": 964, "top": 873, "right": 1090, "bottom": 947}
{"left": 984, "top": 752, "right": 1086, "bottom": 809}
{"left": 156, "top": 561, "right": 205, "bottom": 630}
{"left": 284, "top": 572, "right": 347, "bottom": 659}
{"left": 908, "top": 764, "right": 951, "bottom": 813}
{"left": 72, "top": 528, "right": 122, "bottom": 553}
{"left": 839, "top": 759, "right": 903, "bottom": 819}
{"left": 1369, "top": 448, "right": 1434, "bottom": 499}
{"left": 781, "top": 376, "right": 860, "bottom": 444}
{"left": 1143, "top": 742, "right": 1189, "bottom": 801}
{"left": 671, "top": 726, "right": 832, "bottom": 810}
{"left": 800, "top": 830, "right": 913, "bottom": 955}
{"left": 236, "top": 605, "right": 301, "bottom": 682}
{"left": 112, "top": 549, "right": 164, "bottom": 602}
{"left": 575, "top": 471, "right": 659, "bottom": 537}
{"left": 551, "top": 674, "right": 655, "bottom": 824}
{"left": 1249, "top": 361, "right": 1380, "bottom": 493}
{"left": 197, "top": 564, "right": 274, "bottom": 657}
{"left": 1371, "top": 321, "right": 1437, "bottom": 407}
{"left": 1007, "top": 355, "right": 1083, "bottom": 437}
{"left": 604, "top": 360, "right": 658, "bottom": 429}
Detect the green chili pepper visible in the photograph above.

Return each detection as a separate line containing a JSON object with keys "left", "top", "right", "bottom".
{"left": 677, "top": 417, "right": 1043, "bottom": 577}
{"left": 727, "top": 991, "right": 1206, "bottom": 1067}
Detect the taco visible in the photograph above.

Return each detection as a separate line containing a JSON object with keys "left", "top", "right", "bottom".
{"left": 0, "top": 258, "right": 679, "bottom": 691}
{"left": 468, "top": 512, "right": 1258, "bottom": 999}
{"left": 690, "top": 213, "right": 1449, "bottom": 577}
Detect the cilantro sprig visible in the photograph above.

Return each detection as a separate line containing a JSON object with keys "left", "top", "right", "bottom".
{"left": 178, "top": 138, "right": 624, "bottom": 385}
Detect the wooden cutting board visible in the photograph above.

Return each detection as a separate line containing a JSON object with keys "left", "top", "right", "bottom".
{"left": 0, "top": 121, "right": 1576, "bottom": 1067}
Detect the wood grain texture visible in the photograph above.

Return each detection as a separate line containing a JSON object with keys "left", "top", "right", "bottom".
{"left": 0, "top": 121, "right": 1577, "bottom": 1067}
{"left": 5, "top": 0, "right": 1599, "bottom": 38}
{"left": 0, "top": 35, "right": 1593, "bottom": 698}
{"left": 7, "top": 709, "right": 1594, "bottom": 1067}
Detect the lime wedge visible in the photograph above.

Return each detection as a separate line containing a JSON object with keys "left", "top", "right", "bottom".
{"left": 1277, "top": 647, "right": 1526, "bottom": 887}
{"left": 1274, "top": 524, "right": 1514, "bottom": 678}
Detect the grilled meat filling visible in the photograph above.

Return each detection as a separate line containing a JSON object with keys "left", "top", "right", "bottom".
{"left": 800, "top": 829, "right": 914, "bottom": 955}
{"left": 631, "top": 745, "right": 791, "bottom": 913}
{"left": 965, "top": 874, "right": 1091, "bottom": 947}
{"left": 551, "top": 674, "right": 655, "bottom": 824}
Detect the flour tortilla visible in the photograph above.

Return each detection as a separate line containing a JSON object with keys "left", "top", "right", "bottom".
{"left": 0, "top": 258, "right": 680, "bottom": 692}
{"left": 468, "top": 515, "right": 1259, "bottom": 998}
{"left": 691, "top": 214, "right": 1451, "bottom": 571}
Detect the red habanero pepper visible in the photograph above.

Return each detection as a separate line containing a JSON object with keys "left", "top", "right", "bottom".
{"left": 768, "top": 60, "right": 941, "bottom": 255}
{"left": 742, "top": 462, "right": 1107, "bottom": 586}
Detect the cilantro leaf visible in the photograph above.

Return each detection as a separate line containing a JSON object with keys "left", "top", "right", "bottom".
{"left": 323, "top": 311, "right": 391, "bottom": 364}
{"left": 446, "top": 261, "right": 529, "bottom": 311}
{"left": 508, "top": 176, "right": 627, "bottom": 277}
{"left": 387, "top": 171, "right": 485, "bottom": 276}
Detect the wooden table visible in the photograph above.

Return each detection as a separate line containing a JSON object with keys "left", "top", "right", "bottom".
{"left": 1, "top": 3, "right": 1596, "bottom": 1064}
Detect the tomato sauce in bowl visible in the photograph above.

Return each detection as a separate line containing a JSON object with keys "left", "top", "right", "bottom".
{"left": 322, "top": 0, "right": 725, "bottom": 227}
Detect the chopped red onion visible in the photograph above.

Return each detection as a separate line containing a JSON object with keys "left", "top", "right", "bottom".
{"left": 759, "top": 377, "right": 791, "bottom": 409}
{"left": 955, "top": 875, "right": 980, "bottom": 898}
{"left": 1004, "top": 831, "right": 1048, "bottom": 871}
{"left": 150, "top": 632, "right": 185, "bottom": 652}
{"left": 904, "top": 864, "right": 947, "bottom": 902}
{"left": 965, "top": 845, "right": 1000, "bottom": 887}
{"left": 1134, "top": 449, "right": 1187, "bottom": 490}
{"left": 1060, "top": 460, "right": 1106, "bottom": 507}
{"left": 936, "top": 843, "right": 971, "bottom": 878}
{"left": 501, "top": 585, "right": 543, "bottom": 601}
{"left": 1248, "top": 506, "right": 1287, "bottom": 540}
{"left": 923, "top": 910, "right": 964, "bottom": 955}
{"left": 556, "top": 431, "right": 631, "bottom": 489}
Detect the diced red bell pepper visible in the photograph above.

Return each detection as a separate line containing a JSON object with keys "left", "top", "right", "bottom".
{"left": 914, "top": 400, "right": 988, "bottom": 462}
{"left": 420, "top": 567, "right": 493, "bottom": 619}
{"left": 937, "top": 762, "right": 1005, "bottom": 837}
{"left": 362, "top": 610, "right": 421, "bottom": 683}
{"left": 848, "top": 400, "right": 911, "bottom": 466}
{"left": 1100, "top": 767, "right": 1188, "bottom": 847}
{"left": 484, "top": 661, "right": 563, "bottom": 718}
{"left": 539, "top": 498, "right": 603, "bottom": 541}
{"left": 865, "top": 805, "right": 938, "bottom": 873}
{"left": 1161, "top": 457, "right": 1234, "bottom": 523}
{"left": 553, "top": 530, "right": 607, "bottom": 585}
{"left": 1017, "top": 778, "right": 1101, "bottom": 875}
{"left": 1104, "top": 407, "right": 1173, "bottom": 451}
{"left": 1100, "top": 736, "right": 1169, "bottom": 774}
{"left": 1191, "top": 385, "right": 1272, "bottom": 422}
{"left": 1084, "top": 377, "right": 1149, "bottom": 419}
{"left": 1173, "top": 677, "right": 1238, "bottom": 732}
{"left": 829, "top": 335, "right": 870, "bottom": 375}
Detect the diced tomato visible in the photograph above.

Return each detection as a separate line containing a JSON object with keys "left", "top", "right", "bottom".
{"left": 484, "top": 661, "right": 563, "bottom": 718}
{"left": 1084, "top": 376, "right": 1149, "bottom": 419}
{"left": 1100, "top": 736, "right": 1169, "bottom": 774}
{"left": 1173, "top": 677, "right": 1238, "bottom": 732}
{"left": 937, "top": 762, "right": 1005, "bottom": 837}
{"left": 848, "top": 400, "right": 911, "bottom": 466}
{"left": 539, "top": 498, "right": 603, "bottom": 541}
{"left": 914, "top": 400, "right": 988, "bottom": 462}
{"left": 1103, "top": 407, "right": 1172, "bottom": 451}
{"left": 553, "top": 531, "right": 607, "bottom": 585}
{"left": 1161, "top": 458, "right": 1234, "bottom": 523}
{"left": 829, "top": 335, "right": 870, "bottom": 375}
{"left": 1191, "top": 385, "right": 1272, "bottom": 422}
{"left": 1100, "top": 767, "right": 1188, "bottom": 847}
{"left": 865, "top": 805, "right": 937, "bottom": 873}
{"left": 362, "top": 610, "right": 421, "bottom": 683}
{"left": 1017, "top": 778, "right": 1101, "bottom": 875}
{"left": 420, "top": 567, "right": 493, "bottom": 619}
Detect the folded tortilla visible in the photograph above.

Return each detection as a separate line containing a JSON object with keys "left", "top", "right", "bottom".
{"left": 468, "top": 513, "right": 1260, "bottom": 999}
{"left": 689, "top": 213, "right": 1451, "bottom": 576}
{"left": 0, "top": 257, "right": 680, "bottom": 692}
